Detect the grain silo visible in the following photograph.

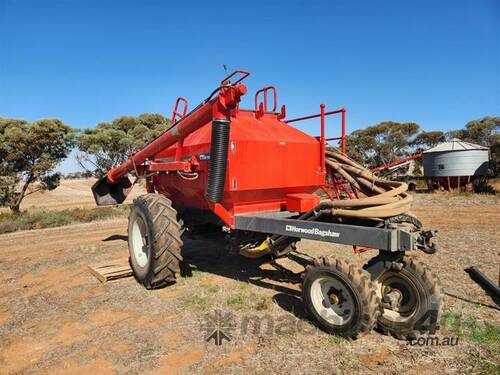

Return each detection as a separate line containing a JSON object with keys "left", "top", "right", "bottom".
{"left": 423, "top": 139, "right": 489, "bottom": 191}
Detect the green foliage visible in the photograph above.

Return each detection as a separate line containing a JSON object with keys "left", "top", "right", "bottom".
{"left": 0, "top": 205, "right": 128, "bottom": 234}
{"left": 207, "top": 285, "right": 220, "bottom": 293}
{"left": 0, "top": 118, "right": 75, "bottom": 212}
{"left": 411, "top": 131, "right": 445, "bottom": 150}
{"left": 344, "top": 117, "right": 498, "bottom": 174}
{"left": 441, "top": 311, "right": 500, "bottom": 373}
{"left": 226, "top": 293, "right": 246, "bottom": 307}
{"left": 441, "top": 309, "right": 500, "bottom": 361}
{"left": 322, "top": 334, "right": 346, "bottom": 346}
{"left": 181, "top": 292, "right": 212, "bottom": 310}
{"left": 447, "top": 117, "right": 500, "bottom": 175}
{"left": 447, "top": 116, "right": 500, "bottom": 147}
{"left": 345, "top": 121, "right": 420, "bottom": 167}
{"left": 63, "top": 170, "right": 94, "bottom": 179}
{"left": 76, "top": 113, "right": 171, "bottom": 176}
{"left": 0, "top": 175, "right": 17, "bottom": 207}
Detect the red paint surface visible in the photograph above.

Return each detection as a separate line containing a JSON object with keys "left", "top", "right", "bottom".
{"left": 154, "top": 109, "right": 324, "bottom": 216}
{"left": 104, "top": 71, "right": 350, "bottom": 227}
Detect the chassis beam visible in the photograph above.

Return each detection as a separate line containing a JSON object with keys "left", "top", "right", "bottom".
{"left": 234, "top": 212, "right": 413, "bottom": 252}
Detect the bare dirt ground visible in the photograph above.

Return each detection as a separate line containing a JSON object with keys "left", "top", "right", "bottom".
{"left": 0, "top": 192, "right": 499, "bottom": 374}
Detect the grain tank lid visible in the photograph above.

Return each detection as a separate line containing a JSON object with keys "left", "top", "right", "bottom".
{"left": 423, "top": 138, "right": 488, "bottom": 153}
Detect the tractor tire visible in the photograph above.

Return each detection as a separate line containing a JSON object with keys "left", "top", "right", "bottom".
{"left": 371, "top": 256, "right": 444, "bottom": 340}
{"left": 128, "top": 194, "right": 183, "bottom": 289}
{"left": 302, "top": 257, "right": 380, "bottom": 339}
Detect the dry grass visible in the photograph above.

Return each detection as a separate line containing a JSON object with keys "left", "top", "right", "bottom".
{"left": 0, "top": 193, "right": 499, "bottom": 374}
{"left": 0, "top": 206, "right": 129, "bottom": 234}
{"left": 488, "top": 177, "right": 500, "bottom": 192}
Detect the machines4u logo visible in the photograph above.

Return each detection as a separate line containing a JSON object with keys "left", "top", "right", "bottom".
{"left": 200, "top": 310, "right": 236, "bottom": 346}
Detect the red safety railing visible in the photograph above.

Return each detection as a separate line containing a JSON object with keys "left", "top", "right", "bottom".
{"left": 287, "top": 106, "right": 348, "bottom": 201}
{"left": 171, "top": 96, "right": 188, "bottom": 124}
{"left": 221, "top": 70, "right": 250, "bottom": 85}
{"left": 287, "top": 105, "right": 347, "bottom": 170}
{"left": 254, "top": 86, "right": 277, "bottom": 113}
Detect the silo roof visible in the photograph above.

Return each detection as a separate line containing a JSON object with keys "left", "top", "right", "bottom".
{"left": 423, "top": 138, "right": 489, "bottom": 153}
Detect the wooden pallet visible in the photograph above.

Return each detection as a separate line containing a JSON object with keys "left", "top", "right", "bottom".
{"left": 88, "top": 263, "right": 133, "bottom": 283}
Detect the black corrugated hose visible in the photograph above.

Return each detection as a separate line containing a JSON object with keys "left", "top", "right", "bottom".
{"left": 205, "top": 119, "right": 231, "bottom": 203}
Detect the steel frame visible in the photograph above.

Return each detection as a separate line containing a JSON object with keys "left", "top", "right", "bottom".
{"left": 234, "top": 211, "right": 413, "bottom": 252}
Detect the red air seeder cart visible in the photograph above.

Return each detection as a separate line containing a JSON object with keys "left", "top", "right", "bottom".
{"left": 92, "top": 70, "right": 443, "bottom": 339}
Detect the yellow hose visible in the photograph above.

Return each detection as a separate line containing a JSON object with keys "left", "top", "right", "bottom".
{"left": 239, "top": 239, "right": 271, "bottom": 258}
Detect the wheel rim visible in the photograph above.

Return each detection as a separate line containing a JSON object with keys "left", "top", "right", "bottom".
{"left": 309, "top": 276, "right": 354, "bottom": 326}
{"left": 377, "top": 272, "right": 419, "bottom": 322}
{"left": 131, "top": 215, "right": 149, "bottom": 268}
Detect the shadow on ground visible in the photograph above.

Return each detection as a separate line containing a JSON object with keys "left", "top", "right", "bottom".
{"left": 180, "top": 232, "right": 313, "bottom": 318}
{"left": 102, "top": 234, "right": 128, "bottom": 242}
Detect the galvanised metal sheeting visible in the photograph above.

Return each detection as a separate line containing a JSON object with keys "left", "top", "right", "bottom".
{"left": 423, "top": 139, "right": 489, "bottom": 177}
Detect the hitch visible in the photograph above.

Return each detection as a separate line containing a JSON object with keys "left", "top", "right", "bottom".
{"left": 415, "top": 230, "right": 438, "bottom": 254}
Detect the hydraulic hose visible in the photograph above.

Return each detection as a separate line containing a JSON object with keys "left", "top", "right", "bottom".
{"left": 324, "top": 150, "right": 413, "bottom": 218}
{"left": 240, "top": 150, "right": 413, "bottom": 258}
{"left": 206, "top": 119, "right": 231, "bottom": 202}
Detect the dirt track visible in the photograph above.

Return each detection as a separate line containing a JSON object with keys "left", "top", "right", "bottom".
{"left": 0, "top": 193, "right": 499, "bottom": 374}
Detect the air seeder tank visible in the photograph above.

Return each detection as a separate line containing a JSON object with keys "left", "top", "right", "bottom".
{"left": 155, "top": 107, "right": 323, "bottom": 212}
{"left": 92, "top": 70, "right": 345, "bottom": 227}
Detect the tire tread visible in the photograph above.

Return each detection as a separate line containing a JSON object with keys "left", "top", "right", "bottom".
{"left": 129, "top": 193, "right": 183, "bottom": 289}
{"left": 305, "top": 256, "right": 380, "bottom": 339}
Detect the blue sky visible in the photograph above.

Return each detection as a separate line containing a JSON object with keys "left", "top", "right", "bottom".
{"left": 1, "top": 0, "right": 499, "bottom": 172}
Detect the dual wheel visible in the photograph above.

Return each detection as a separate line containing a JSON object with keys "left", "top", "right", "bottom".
{"left": 302, "top": 255, "right": 443, "bottom": 340}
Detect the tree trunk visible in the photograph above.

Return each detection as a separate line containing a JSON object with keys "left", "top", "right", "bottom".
{"left": 10, "top": 175, "right": 32, "bottom": 213}
{"left": 11, "top": 204, "right": 21, "bottom": 214}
